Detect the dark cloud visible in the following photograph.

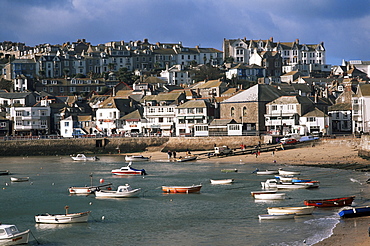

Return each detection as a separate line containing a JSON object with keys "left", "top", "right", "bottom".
{"left": 0, "top": 0, "right": 369, "bottom": 65}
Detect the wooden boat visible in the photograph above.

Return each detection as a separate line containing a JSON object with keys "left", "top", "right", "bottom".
{"left": 0, "top": 170, "right": 10, "bottom": 175}
{"left": 210, "top": 179, "right": 234, "bottom": 184}
{"left": 267, "top": 206, "right": 315, "bottom": 216}
{"left": 69, "top": 183, "right": 113, "bottom": 194}
{"left": 111, "top": 162, "right": 147, "bottom": 175}
{"left": 304, "top": 196, "right": 355, "bottom": 207}
{"left": 221, "top": 169, "right": 238, "bottom": 173}
{"left": 71, "top": 154, "right": 99, "bottom": 161}
{"left": 258, "top": 213, "right": 295, "bottom": 220}
{"left": 10, "top": 176, "right": 29, "bottom": 182}
{"left": 162, "top": 184, "right": 202, "bottom": 193}
{"left": 338, "top": 206, "right": 370, "bottom": 218}
{"left": 0, "top": 224, "right": 30, "bottom": 245}
{"left": 278, "top": 169, "right": 301, "bottom": 176}
{"left": 125, "top": 155, "right": 150, "bottom": 162}
{"left": 176, "top": 155, "right": 197, "bottom": 162}
{"left": 95, "top": 184, "right": 141, "bottom": 198}
{"left": 256, "top": 170, "right": 279, "bottom": 175}
{"left": 254, "top": 193, "right": 286, "bottom": 200}
{"left": 250, "top": 190, "right": 277, "bottom": 197}
{"left": 35, "top": 206, "right": 90, "bottom": 224}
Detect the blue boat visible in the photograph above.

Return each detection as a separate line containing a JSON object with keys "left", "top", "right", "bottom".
{"left": 338, "top": 206, "right": 370, "bottom": 218}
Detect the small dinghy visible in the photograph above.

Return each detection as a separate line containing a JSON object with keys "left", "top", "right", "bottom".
{"left": 210, "top": 179, "right": 234, "bottom": 184}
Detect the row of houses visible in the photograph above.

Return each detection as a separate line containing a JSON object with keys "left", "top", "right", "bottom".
{"left": 1, "top": 76, "right": 369, "bottom": 139}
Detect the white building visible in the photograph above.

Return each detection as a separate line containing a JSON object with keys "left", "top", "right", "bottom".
{"left": 352, "top": 84, "right": 370, "bottom": 134}
{"left": 10, "top": 105, "right": 51, "bottom": 135}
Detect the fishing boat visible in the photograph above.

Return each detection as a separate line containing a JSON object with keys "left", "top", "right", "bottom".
{"left": 69, "top": 183, "right": 113, "bottom": 194}
{"left": 221, "top": 169, "right": 238, "bottom": 173}
{"left": 210, "top": 179, "right": 234, "bottom": 184}
{"left": 258, "top": 213, "right": 295, "bottom": 220}
{"left": 0, "top": 170, "right": 10, "bottom": 175}
{"left": 0, "top": 224, "right": 30, "bottom": 245}
{"left": 261, "top": 179, "right": 319, "bottom": 189}
{"left": 267, "top": 206, "right": 315, "bottom": 216}
{"left": 125, "top": 155, "right": 150, "bottom": 162}
{"left": 71, "top": 154, "right": 99, "bottom": 161}
{"left": 10, "top": 177, "right": 29, "bottom": 182}
{"left": 278, "top": 169, "right": 301, "bottom": 176}
{"left": 162, "top": 184, "right": 202, "bottom": 193}
{"left": 304, "top": 196, "right": 355, "bottom": 207}
{"left": 176, "top": 155, "right": 197, "bottom": 162}
{"left": 250, "top": 190, "right": 277, "bottom": 197}
{"left": 256, "top": 170, "right": 279, "bottom": 175}
{"left": 338, "top": 206, "right": 370, "bottom": 218}
{"left": 35, "top": 206, "right": 90, "bottom": 224}
{"left": 111, "top": 162, "right": 147, "bottom": 175}
{"left": 95, "top": 184, "right": 141, "bottom": 198}
{"left": 254, "top": 193, "right": 286, "bottom": 200}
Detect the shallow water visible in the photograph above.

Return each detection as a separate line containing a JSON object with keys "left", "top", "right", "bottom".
{"left": 1, "top": 155, "right": 370, "bottom": 246}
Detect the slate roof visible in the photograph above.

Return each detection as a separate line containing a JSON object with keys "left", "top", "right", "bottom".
{"left": 177, "top": 100, "right": 208, "bottom": 108}
{"left": 221, "top": 84, "right": 284, "bottom": 103}
{"left": 209, "top": 119, "right": 237, "bottom": 126}
{"left": 302, "top": 107, "right": 328, "bottom": 117}
{"left": 120, "top": 109, "right": 143, "bottom": 120}
{"left": 328, "top": 103, "right": 352, "bottom": 111}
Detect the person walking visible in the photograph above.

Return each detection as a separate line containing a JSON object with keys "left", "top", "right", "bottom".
{"left": 172, "top": 151, "right": 177, "bottom": 159}
{"left": 167, "top": 150, "right": 172, "bottom": 159}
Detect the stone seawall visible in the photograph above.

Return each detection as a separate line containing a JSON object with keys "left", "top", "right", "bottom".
{"left": 359, "top": 135, "right": 370, "bottom": 158}
{"left": 0, "top": 136, "right": 261, "bottom": 157}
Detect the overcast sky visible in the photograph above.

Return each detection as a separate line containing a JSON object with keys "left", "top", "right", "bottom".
{"left": 1, "top": 0, "right": 369, "bottom": 65}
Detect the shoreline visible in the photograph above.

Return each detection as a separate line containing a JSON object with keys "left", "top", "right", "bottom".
{"left": 127, "top": 142, "right": 370, "bottom": 246}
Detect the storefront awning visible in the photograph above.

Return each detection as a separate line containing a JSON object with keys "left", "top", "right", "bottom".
{"left": 160, "top": 125, "right": 172, "bottom": 130}
{"left": 185, "top": 116, "right": 194, "bottom": 119}
{"left": 177, "top": 116, "right": 185, "bottom": 119}
{"left": 194, "top": 116, "right": 203, "bottom": 119}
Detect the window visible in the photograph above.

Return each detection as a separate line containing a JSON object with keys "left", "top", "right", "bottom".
{"left": 196, "top": 108, "right": 203, "bottom": 114}
{"left": 231, "top": 107, "right": 235, "bottom": 117}
{"left": 158, "top": 117, "right": 163, "bottom": 123}
{"left": 308, "top": 117, "right": 316, "bottom": 122}
{"left": 272, "top": 105, "right": 277, "bottom": 111}
{"left": 149, "top": 108, "right": 155, "bottom": 113}
{"left": 187, "top": 108, "right": 194, "bottom": 114}
{"left": 195, "top": 125, "right": 208, "bottom": 131}
{"left": 229, "top": 125, "right": 240, "bottom": 131}
{"left": 242, "top": 107, "right": 247, "bottom": 116}
{"left": 16, "top": 111, "right": 22, "bottom": 116}
{"left": 64, "top": 122, "right": 69, "bottom": 127}
{"left": 158, "top": 108, "right": 164, "bottom": 113}
{"left": 167, "top": 108, "right": 174, "bottom": 113}
{"left": 167, "top": 118, "right": 173, "bottom": 123}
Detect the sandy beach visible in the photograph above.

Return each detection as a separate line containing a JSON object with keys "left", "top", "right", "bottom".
{"left": 128, "top": 141, "right": 370, "bottom": 246}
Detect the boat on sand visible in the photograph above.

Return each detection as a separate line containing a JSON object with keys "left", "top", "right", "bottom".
{"left": 267, "top": 206, "right": 315, "bottom": 216}
{"left": 304, "top": 196, "right": 355, "bottom": 207}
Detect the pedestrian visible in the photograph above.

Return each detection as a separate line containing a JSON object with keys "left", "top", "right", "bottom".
{"left": 280, "top": 143, "right": 284, "bottom": 150}
{"left": 255, "top": 151, "right": 258, "bottom": 158}
{"left": 167, "top": 150, "right": 172, "bottom": 159}
{"left": 172, "top": 151, "right": 177, "bottom": 159}
{"left": 272, "top": 149, "right": 275, "bottom": 156}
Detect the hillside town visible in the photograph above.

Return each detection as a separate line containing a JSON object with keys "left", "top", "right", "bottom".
{"left": 0, "top": 37, "right": 369, "bottom": 140}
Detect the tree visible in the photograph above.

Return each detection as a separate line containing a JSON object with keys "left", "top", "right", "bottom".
{"left": 115, "top": 68, "right": 139, "bottom": 85}
{"left": 63, "top": 68, "right": 70, "bottom": 79}
{"left": 190, "top": 64, "right": 223, "bottom": 82}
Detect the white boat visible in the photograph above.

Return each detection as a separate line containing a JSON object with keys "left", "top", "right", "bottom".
{"left": 176, "top": 155, "right": 197, "bottom": 162}
{"left": 10, "top": 177, "right": 29, "bottom": 182}
{"left": 278, "top": 169, "right": 301, "bottom": 176}
{"left": 95, "top": 184, "right": 141, "bottom": 198}
{"left": 267, "top": 206, "right": 315, "bottom": 216}
{"left": 210, "top": 179, "right": 234, "bottom": 184}
{"left": 261, "top": 179, "right": 319, "bottom": 189}
{"left": 69, "top": 183, "right": 113, "bottom": 194}
{"left": 250, "top": 190, "right": 277, "bottom": 197}
{"left": 35, "top": 207, "right": 90, "bottom": 224}
{"left": 256, "top": 170, "right": 279, "bottom": 175}
{"left": 71, "top": 154, "right": 99, "bottom": 161}
{"left": 0, "top": 224, "right": 30, "bottom": 245}
{"left": 254, "top": 193, "right": 286, "bottom": 200}
{"left": 258, "top": 213, "right": 295, "bottom": 220}
{"left": 125, "top": 155, "right": 150, "bottom": 162}
{"left": 111, "top": 163, "right": 147, "bottom": 175}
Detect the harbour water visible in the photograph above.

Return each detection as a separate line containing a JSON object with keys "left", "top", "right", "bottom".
{"left": 1, "top": 155, "right": 370, "bottom": 246}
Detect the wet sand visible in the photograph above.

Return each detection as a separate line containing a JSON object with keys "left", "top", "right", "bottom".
{"left": 127, "top": 142, "right": 370, "bottom": 245}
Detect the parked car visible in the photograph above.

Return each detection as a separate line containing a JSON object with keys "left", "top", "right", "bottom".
{"left": 299, "top": 135, "right": 319, "bottom": 142}
{"left": 281, "top": 138, "right": 298, "bottom": 145}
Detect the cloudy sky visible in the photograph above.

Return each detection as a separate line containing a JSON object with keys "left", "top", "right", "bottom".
{"left": 1, "top": 0, "right": 369, "bottom": 65}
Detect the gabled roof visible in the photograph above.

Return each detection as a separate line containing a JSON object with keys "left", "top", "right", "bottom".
{"left": 356, "top": 84, "right": 370, "bottom": 97}
{"left": 177, "top": 99, "right": 208, "bottom": 109}
{"left": 268, "top": 95, "right": 313, "bottom": 105}
{"left": 142, "top": 92, "right": 183, "bottom": 102}
{"left": 221, "top": 84, "right": 284, "bottom": 103}
{"left": 328, "top": 103, "right": 352, "bottom": 111}
{"left": 209, "top": 119, "right": 237, "bottom": 126}
{"left": 143, "top": 77, "right": 167, "bottom": 84}
{"left": 302, "top": 107, "right": 328, "bottom": 117}
{"left": 191, "top": 79, "right": 224, "bottom": 89}
{"left": 120, "top": 109, "right": 143, "bottom": 120}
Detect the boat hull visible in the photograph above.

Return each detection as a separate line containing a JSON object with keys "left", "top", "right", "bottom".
{"left": 250, "top": 190, "right": 277, "bottom": 197}
{"left": 304, "top": 196, "right": 355, "bottom": 207}
{"left": 0, "top": 230, "right": 30, "bottom": 245}
{"left": 10, "top": 177, "right": 29, "bottom": 182}
{"left": 258, "top": 214, "right": 295, "bottom": 220}
{"left": 125, "top": 156, "right": 150, "bottom": 162}
{"left": 254, "top": 193, "right": 286, "bottom": 200}
{"left": 35, "top": 211, "right": 90, "bottom": 224}
{"left": 256, "top": 170, "right": 279, "bottom": 175}
{"left": 162, "top": 185, "right": 202, "bottom": 193}
{"left": 210, "top": 179, "right": 234, "bottom": 184}
{"left": 95, "top": 189, "right": 141, "bottom": 198}
{"left": 278, "top": 170, "right": 301, "bottom": 176}
{"left": 267, "top": 206, "right": 315, "bottom": 215}
{"left": 69, "top": 187, "right": 96, "bottom": 194}
{"left": 338, "top": 206, "right": 370, "bottom": 218}
{"left": 176, "top": 156, "right": 197, "bottom": 162}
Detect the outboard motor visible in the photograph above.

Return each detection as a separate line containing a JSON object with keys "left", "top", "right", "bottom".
{"left": 141, "top": 169, "right": 147, "bottom": 175}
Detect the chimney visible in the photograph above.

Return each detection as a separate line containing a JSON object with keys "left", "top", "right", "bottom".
{"left": 269, "top": 37, "right": 273, "bottom": 42}
{"left": 295, "top": 39, "right": 299, "bottom": 44}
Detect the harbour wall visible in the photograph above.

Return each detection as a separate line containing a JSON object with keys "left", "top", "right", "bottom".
{"left": 358, "top": 135, "right": 370, "bottom": 158}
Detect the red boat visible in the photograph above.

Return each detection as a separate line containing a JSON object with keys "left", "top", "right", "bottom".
{"left": 162, "top": 185, "right": 202, "bottom": 193}
{"left": 304, "top": 196, "right": 355, "bottom": 207}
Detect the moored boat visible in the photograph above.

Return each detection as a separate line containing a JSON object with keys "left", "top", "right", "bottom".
{"left": 176, "top": 155, "right": 197, "bottom": 162}
{"left": 254, "top": 193, "right": 286, "bottom": 200}
{"left": 10, "top": 177, "right": 29, "bottom": 182}
{"left": 250, "top": 190, "right": 277, "bottom": 197}
{"left": 95, "top": 184, "right": 141, "bottom": 198}
{"left": 162, "top": 184, "right": 202, "bottom": 193}
{"left": 278, "top": 169, "right": 301, "bottom": 176}
{"left": 256, "top": 170, "right": 279, "bottom": 175}
{"left": 111, "top": 162, "right": 147, "bottom": 175}
{"left": 304, "top": 196, "right": 355, "bottom": 207}
{"left": 338, "top": 206, "right": 370, "bottom": 218}
{"left": 0, "top": 224, "right": 30, "bottom": 245}
{"left": 261, "top": 179, "right": 319, "bottom": 189}
{"left": 69, "top": 183, "right": 113, "bottom": 194}
{"left": 0, "top": 170, "right": 10, "bottom": 175}
{"left": 71, "top": 154, "right": 99, "bottom": 161}
{"left": 258, "top": 213, "right": 295, "bottom": 220}
{"left": 125, "top": 155, "right": 150, "bottom": 162}
{"left": 267, "top": 206, "right": 315, "bottom": 216}
{"left": 35, "top": 206, "right": 90, "bottom": 224}
{"left": 221, "top": 169, "right": 238, "bottom": 173}
{"left": 210, "top": 179, "right": 234, "bottom": 184}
